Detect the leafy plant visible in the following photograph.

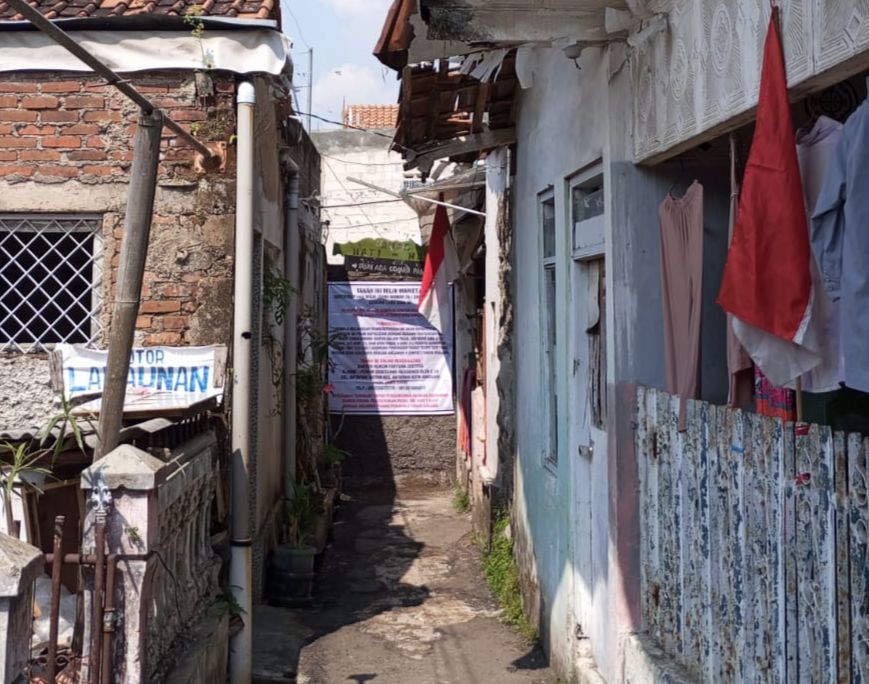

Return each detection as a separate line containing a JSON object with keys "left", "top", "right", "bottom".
{"left": 286, "top": 481, "right": 316, "bottom": 548}
{"left": 0, "top": 442, "right": 51, "bottom": 538}
{"left": 183, "top": 5, "right": 214, "bottom": 68}
{"left": 481, "top": 515, "right": 537, "bottom": 643}
{"left": 452, "top": 483, "right": 470, "bottom": 514}
{"left": 263, "top": 257, "right": 296, "bottom": 326}
{"left": 323, "top": 442, "right": 349, "bottom": 466}
{"left": 38, "top": 395, "right": 94, "bottom": 465}
{"left": 215, "top": 584, "right": 246, "bottom": 618}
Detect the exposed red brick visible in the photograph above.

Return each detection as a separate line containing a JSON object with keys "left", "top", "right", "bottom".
{"left": 158, "top": 283, "right": 192, "bottom": 298}
{"left": 169, "top": 110, "right": 206, "bottom": 122}
{"left": 67, "top": 150, "right": 107, "bottom": 161}
{"left": 42, "top": 135, "right": 81, "bottom": 148}
{"left": 0, "top": 136, "right": 37, "bottom": 148}
{"left": 81, "top": 164, "right": 117, "bottom": 175}
{"left": 162, "top": 315, "right": 188, "bottom": 330}
{"left": 144, "top": 332, "right": 182, "bottom": 345}
{"left": 84, "top": 110, "right": 123, "bottom": 123}
{"left": 64, "top": 96, "right": 105, "bottom": 109}
{"left": 0, "top": 83, "right": 37, "bottom": 93}
{"left": 86, "top": 136, "right": 106, "bottom": 148}
{"left": 0, "top": 165, "right": 35, "bottom": 176}
{"left": 139, "top": 299, "right": 180, "bottom": 314}
{"left": 16, "top": 125, "right": 51, "bottom": 136}
{"left": 0, "top": 124, "right": 11, "bottom": 135}
{"left": 108, "top": 150, "right": 134, "bottom": 162}
{"left": 21, "top": 96, "right": 59, "bottom": 110}
{"left": 41, "top": 111, "right": 79, "bottom": 123}
{"left": 20, "top": 150, "right": 61, "bottom": 161}
{"left": 0, "top": 150, "right": 17, "bottom": 161}
{"left": 37, "top": 166, "right": 78, "bottom": 178}
{"left": 63, "top": 123, "right": 100, "bottom": 135}
{"left": 41, "top": 82, "right": 82, "bottom": 93}
{"left": 0, "top": 110, "right": 37, "bottom": 122}
{"left": 136, "top": 315, "right": 152, "bottom": 328}
{"left": 0, "top": 96, "right": 16, "bottom": 108}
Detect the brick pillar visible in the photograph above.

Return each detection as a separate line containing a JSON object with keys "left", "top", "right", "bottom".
{"left": 0, "top": 533, "right": 43, "bottom": 683}
{"left": 81, "top": 445, "right": 163, "bottom": 683}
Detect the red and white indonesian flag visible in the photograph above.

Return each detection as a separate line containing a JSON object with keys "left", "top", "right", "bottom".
{"left": 418, "top": 200, "right": 459, "bottom": 334}
{"left": 717, "top": 8, "right": 822, "bottom": 387}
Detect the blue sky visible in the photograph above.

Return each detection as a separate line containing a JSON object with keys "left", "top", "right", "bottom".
{"left": 280, "top": 0, "right": 400, "bottom": 128}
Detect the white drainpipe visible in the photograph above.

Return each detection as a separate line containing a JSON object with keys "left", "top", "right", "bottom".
{"left": 229, "top": 80, "right": 255, "bottom": 683}
{"left": 284, "top": 160, "right": 300, "bottom": 499}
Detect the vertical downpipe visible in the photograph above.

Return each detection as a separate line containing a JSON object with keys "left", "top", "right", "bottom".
{"left": 229, "top": 81, "right": 255, "bottom": 683}
{"left": 284, "top": 161, "right": 300, "bottom": 499}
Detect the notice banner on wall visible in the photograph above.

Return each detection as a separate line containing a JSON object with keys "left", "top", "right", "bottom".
{"left": 343, "top": 255, "right": 424, "bottom": 278}
{"left": 328, "top": 282, "right": 454, "bottom": 416}
{"left": 57, "top": 344, "right": 222, "bottom": 400}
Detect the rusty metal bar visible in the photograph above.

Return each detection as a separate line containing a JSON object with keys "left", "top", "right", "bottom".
{"left": 46, "top": 515, "right": 65, "bottom": 683}
{"left": 1, "top": 0, "right": 215, "bottom": 161}
{"left": 90, "top": 512, "right": 106, "bottom": 684}
{"left": 101, "top": 555, "right": 117, "bottom": 684}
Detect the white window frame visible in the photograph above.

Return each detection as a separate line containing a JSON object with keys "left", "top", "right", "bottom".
{"left": 569, "top": 163, "right": 605, "bottom": 261}
{"left": 0, "top": 214, "right": 103, "bottom": 353}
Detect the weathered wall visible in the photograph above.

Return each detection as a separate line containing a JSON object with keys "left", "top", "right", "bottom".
{"left": 511, "top": 45, "right": 611, "bottom": 681}
{"left": 312, "top": 128, "right": 420, "bottom": 263}
{"left": 0, "top": 71, "right": 237, "bottom": 430}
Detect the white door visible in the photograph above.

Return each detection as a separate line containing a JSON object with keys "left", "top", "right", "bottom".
{"left": 567, "top": 166, "right": 608, "bottom": 663}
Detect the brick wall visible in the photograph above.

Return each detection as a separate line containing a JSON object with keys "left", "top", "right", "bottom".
{"left": 0, "top": 71, "right": 238, "bottom": 347}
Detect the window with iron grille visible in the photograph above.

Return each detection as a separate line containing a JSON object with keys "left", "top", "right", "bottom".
{"left": 0, "top": 215, "right": 102, "bottom": 353}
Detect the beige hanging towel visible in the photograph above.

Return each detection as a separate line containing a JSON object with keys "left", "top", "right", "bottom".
{"left": 660, "top": 181, "right": 704, "bottom": 430}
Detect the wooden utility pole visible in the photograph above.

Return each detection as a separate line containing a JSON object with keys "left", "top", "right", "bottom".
{"left": 94, "top": 111, "right": 163, "bottom": 459}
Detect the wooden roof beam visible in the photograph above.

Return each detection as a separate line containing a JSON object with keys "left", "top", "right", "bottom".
{"left": 405, "top": 127, "right": 516, "bottom": 173}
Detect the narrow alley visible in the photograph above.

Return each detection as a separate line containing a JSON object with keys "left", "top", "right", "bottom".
{"left": 253, "top": 482, "right": 554, "bottom": 684}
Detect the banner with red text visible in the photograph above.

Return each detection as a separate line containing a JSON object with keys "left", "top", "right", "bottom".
{"left": 327, "top": 282, "right": 453, "bottom": 415}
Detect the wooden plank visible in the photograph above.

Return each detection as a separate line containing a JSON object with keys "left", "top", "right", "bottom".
{"left": 472, "top": 81, "right": 492, "bottom": 133}
{"left": 849, "top": 434, "right": 869, "bottom": 684}
{"left": 834, "top": 430, "right": 851, "bottom": 684}
{"left": 404, "top": 128, "right": 517, "bottom": 172}
{"left": 795, "top": 423, "right": 838, "bottom": 683}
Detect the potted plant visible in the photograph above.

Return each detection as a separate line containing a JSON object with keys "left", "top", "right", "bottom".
{"left": 266, "top": 481, "right": 318, "bottom": 607}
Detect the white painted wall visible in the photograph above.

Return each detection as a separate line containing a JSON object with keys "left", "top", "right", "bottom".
{"left": 510, "top": 44, "right": 615, "bottom": 680}
{"left": 311, "top": 129, "right": 420, "bottom": 262}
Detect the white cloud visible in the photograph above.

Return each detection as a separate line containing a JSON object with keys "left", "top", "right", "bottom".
{"left": 311, "top": 62, "right": 399, "bottom": 126}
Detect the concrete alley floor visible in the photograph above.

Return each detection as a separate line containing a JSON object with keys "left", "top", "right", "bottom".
{"left": 252, "top": 481, "right": 556, "bottom": 684}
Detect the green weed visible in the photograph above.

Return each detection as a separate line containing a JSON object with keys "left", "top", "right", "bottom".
{"left": 452, "top": 484, "right": 470, "bottom": 513}
{"left": 482, "top": 515, "right": 537, "bottom": 643}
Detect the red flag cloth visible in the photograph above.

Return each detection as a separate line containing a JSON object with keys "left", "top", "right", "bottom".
{"left": 417, "top": 199, "right": 457, "bottom": 333}
{"left": 717, "top": 8, "right": 819, "bottom": 386}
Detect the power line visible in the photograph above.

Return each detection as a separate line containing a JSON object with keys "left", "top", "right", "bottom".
{"left": 319, "top": 197, "right": 405, "bottom": 209}
{"left": 294, "top": 111, "right": 413, "bottom": 153}
{"left": 281, "top": 0, "right": 310, "bottom": 49}
{"left": 319, "top": 152, "right": 405, "bottom": 167}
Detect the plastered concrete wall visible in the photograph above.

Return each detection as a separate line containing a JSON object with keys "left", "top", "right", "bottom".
{"left": 312, "top": 128, "right": 420, "bottom": 262}
{"left": 511, "top": 45, "right": 616, "bottom": 681}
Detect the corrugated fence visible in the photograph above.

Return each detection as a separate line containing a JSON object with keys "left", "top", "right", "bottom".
{"left": 636, "top": 387, "right": 869, "bottom": 683}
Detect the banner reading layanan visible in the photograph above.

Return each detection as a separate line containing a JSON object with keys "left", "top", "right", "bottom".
{"left": 328, "top": 282, "right": 453, "bottom": 415}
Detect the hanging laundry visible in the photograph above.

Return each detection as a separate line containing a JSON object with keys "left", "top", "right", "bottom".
{"left": 659, "top": 180, "right": 703, "bottom": 430}
{"left": 755, "top": 366, "right": 796, "bottom": 422}
{"left": 718, "top": 8, "right": 824, "bottom": 389}
{"left": 726, "top": 134, "right": 754, "bottom": 409}
{"left": 796, "top": 115, "right": 843, "bottom": 392}
{"left": 811, "top": 99, "right": 869, "bottom": 394}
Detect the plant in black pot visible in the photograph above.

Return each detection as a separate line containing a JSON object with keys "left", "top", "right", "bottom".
{"left": 266, "top": 481, "right": 318, "bottom": 607}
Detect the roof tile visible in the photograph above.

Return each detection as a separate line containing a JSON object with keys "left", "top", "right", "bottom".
{"left": 342, "top": 104, "right": 399, "bottom": 130}
{"left": 0, "top": 0, "right": 274, "bottom": 20}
